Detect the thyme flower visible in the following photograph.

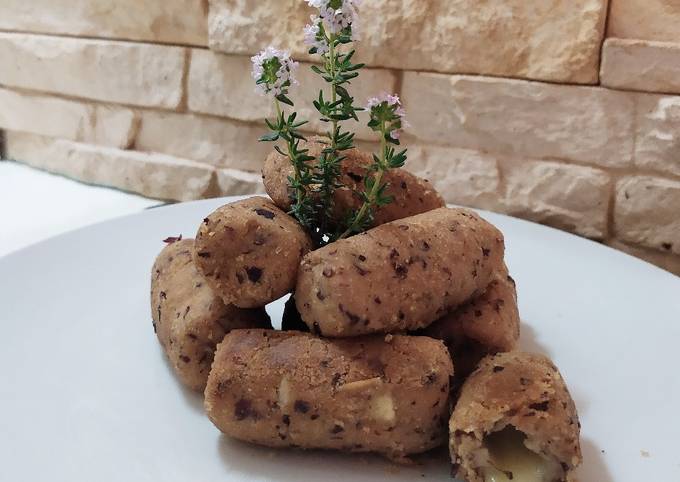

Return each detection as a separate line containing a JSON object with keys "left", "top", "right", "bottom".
{"left": 366, "top": 93, "right": 410, "bottom": 140}
{"left": 251, "top": 47, "right": 299, "bottom": 98}
{"left": 303, "top": 19, "right": 329, "bottom": 55}
{"left": 306, "top": 0, "right": 361, "bottom": 40}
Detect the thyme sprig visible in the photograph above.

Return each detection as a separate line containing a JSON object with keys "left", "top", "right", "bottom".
{"left": 253, "top": 1, "right": 413, "bottom": 245}
{"left": 264, "top": 102, "right": 317, "bottom": 229}
{"left": 252, "top": 48, "right": 317, "bottom": 231}
{"left": 307, "top": 15, "right": 364, "bottom": 242}
{"left": 339, "top": 94, "right": 408, "bottom": 239}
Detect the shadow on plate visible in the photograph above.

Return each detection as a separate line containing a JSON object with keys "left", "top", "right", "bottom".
{"left": 156, "top": 345, "right": 205, "bottom": 414}
{"left": 518, "top": 320, "right": 552, "bottom": 356}
{"left": 575, "top": 437, "right": 613, "bottom": 482}
{"left": 519, "top": 321, "right": 591, "bottom": 416}
{"left": 216, "top": 435, "right": 454, "bottom": 481}
{"left": 216, "top": 435, "right": 612, "bottom": 482}
{"left": 567, "top": 384, "right": 591, "bottom": 418}
{"left": 177, "top": 382, "right": 204, "bottom": 414}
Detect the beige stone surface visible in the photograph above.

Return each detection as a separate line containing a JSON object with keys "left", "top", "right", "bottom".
{"left": 290, "top": 66, "right": 396, "bottom": 142}
{"left": 0, "top": 88, "right": 137, "bottom": 149}
{"left": 0, "top": 0, "right": 208, "bottom": 46}
{"left": 406, "top": 144, "right": 502, "bottom": 210}
{"left": 502, "top": 160, "right": 611, "bottom": 239}
{"left": 188, "top": 50, "right": 271, "bottom": 121}
{"left": 187, "top": 50, "right": 396, "bottom": 140}
{"left": 135, "top": 110, "right": 270, "bottom": 171}
{"left": 601, "top": 38, "right": 680, "bottom": 94}
{"left": 92, "top": 106, "right": 138, "bottom": 149}
{"left": 208, "top": 0, "right": 607, "bottom": 83}
{"left": 0, "top": 88, "right": 92, "bottom": 143}
{"left": 607, "top": 240, "right": 680, "bottom": 277}
{"left": 208, "top": 0, "right": 308, "bottom": 58}
{"left": 607, "top": 0, "right": 680, "bottom": 43}
{"left": 5, "top": 132, "right": 216, "bottom": 201}
{"left": 0, "top": 33, "right": 185, "bottom": 108}
{"left": 615, "top": 176, "right": 680, "bottom": 254}
{"left": 402, "top": 73, "right": 634, "bottom": 168}
{"left": 216, "top": 168, "right": 266, "bottom": 195}
{"left": 635, "top": 94, "right": 680, "bottom": 178}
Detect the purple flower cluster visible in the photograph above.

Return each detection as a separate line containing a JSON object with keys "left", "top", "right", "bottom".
{"left": 251, "top": 46, "right": 299, "bottom": 98}
{"left": 367, "top": 93, "right": 410, "bottom": 140}
{"left": 304, "top": 0, "right": 361, "bottom": 54}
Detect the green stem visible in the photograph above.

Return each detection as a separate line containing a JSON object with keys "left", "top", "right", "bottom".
{"left": 275, "top": 98, "right": 305, "bottom": 208}
{"left": 338, "top": 124, "right": 388, "bottom": 239}
{"left": 275, "top": 98, "right": 282, "bottom": 120}
{"left": 329, "top": 34, "right": 338, "bottom": 148}
{"left": 317, "top": 33, "right": 339, "bottom": 239}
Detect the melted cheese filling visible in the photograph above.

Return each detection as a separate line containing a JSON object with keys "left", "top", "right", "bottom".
{"left": 482, "top": 428, "right": 562, "bottom": 482}
{"left": 370, "top": 392, "right": 396, "bottom": 423}
{"left": 278, "top": 377, "right": 291, "bottom": 410}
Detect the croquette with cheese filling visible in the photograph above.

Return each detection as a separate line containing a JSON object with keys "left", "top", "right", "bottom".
{"left": 450, "top": 352, "right": 582, "bottom": 482}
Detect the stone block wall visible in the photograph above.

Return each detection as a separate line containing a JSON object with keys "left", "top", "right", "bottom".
{"left": 0, "top": 0, "right": 678, "bottom": 275}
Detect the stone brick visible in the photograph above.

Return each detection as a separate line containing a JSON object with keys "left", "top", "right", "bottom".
{"left": 92, "top": 106, "right": 138, "bottom": 149}
{"left": 406, "top": 144, "right": 501, "bottom": 210}
{"left": 502, "top": 160, "right": 611, "bottom": 239}
{"left": 635, "top": 94, "right": 680, "bottom": 178}
{"left": 135, "top": 110, "right": 270, "bottom": 171}
{"left": 0, "top": 33, "right": 185, "bottom": 108}
{"left": 402, "top": 73, "right": 634, "bottom": 169}
{"left": 601, "top": 38, "right": 680, "bottom": 94}
{"left": 607, "top": 240, "right": 680, "bottom": 277}
{"left": 0, "top": 88, "right": 92, "bottom": 143}
{"left": 615, "top": 176, "right": 680, "bottom": 254}
{"left": 208, "top": 0, "right": 607, "bottom": 83}
{"left": 0, "top": 88, "right": 137, "bottom": 149}
{"left": 187, "top": 51, "right": 271, "bottom": 122}
{"left": 291, "top": 66, "right": 396, "bottom": 142}
{"left": 5, "top": 131, "right": 216, "bottom": 201}
{"left": 187, "top": 50, "right": 396, "bottom": 140}
{"left": 0, "top": 0, "right": 208, "bottom": 46}
{"left": 216, "top": 169, "right": 266, "bottom": 196}
{"left": 607, "top": 0, "right": 680, "bottom": 43}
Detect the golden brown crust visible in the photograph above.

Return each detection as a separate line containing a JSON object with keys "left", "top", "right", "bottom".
{"left": 295, "top": 207, "right": 505, "bottom": 336}
{"left": 422, "top": 265, "right": 520, "bottom": 380}
{"left": 194, "top": 197, "right": 313, "bottom": 308}
{"left": 450, "top": 352, "right": 582, "bottom": 481}
{"left": 262, "top": 137, "right": 445, "bottom": 228}
{"left": 205, "top": 330, "right": 454, "bottom": 459}
{"left": 150, "top": 239, "right": 270, "bottom": 391}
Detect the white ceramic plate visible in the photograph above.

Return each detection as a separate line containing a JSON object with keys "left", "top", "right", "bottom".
{"left": 1, "top": 196, "right": 678, "bottom": 482}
